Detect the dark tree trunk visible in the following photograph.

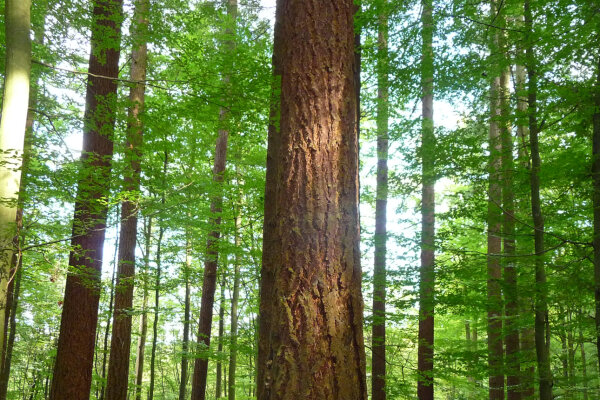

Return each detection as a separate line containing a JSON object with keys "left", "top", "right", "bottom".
{"left": 256, "top": 1, "right": 366, "bottom": 399}
{"left": 524, "top": 1, "right": 553, "bottom": 398}
{"left": 190, "top": 3, "right": 237, "bottom": 399}
{"left": 50, "top": 1, "right": 123, "bottom": 398}
{"left": 178, "top": 235, "right": 192, "bottom": 400}
{"left": 418, "top": 0, "right": 435, "bottom": 398}
{"left": 228, "top": 213, "right": 241, "bottom": 400}
{"left": 216, "top": 274, "right": 226, "bottom": 399}
{"left": 104, "top": 0, "right": 149, "bottom": 398}
{"left": 372, "top": 3, "right": 389, "bottom": 400}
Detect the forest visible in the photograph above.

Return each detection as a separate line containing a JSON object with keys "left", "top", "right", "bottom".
{"left": 0, "top": 0, "right": 598, "bottom": 399}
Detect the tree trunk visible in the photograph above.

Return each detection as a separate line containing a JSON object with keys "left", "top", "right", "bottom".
{"left": 578, "top": 310, "right": 589, "bottom": 400}
{"left": 486, "top": 2, "right": 505, "bottom": 399}
{"left": 372, "top": 3, "right": 389, "bottom": 400}
{"left": 134, "top": 217, "right": 152, "bottom": 400}
{"left": 50, "top": 1, "right": 123, "bottom": 398}
{"left": 178, "top": 234, "right": 192, "bottom": 400}
{"left": 100, "top": 236, "right": 118, "bottom": 400}
{"left": 592, "top": 27, "right": 600, "bottom": 382}
{"left": 228, "top": 213, "right": 242, "bottom": 400}
{"left": 0, "top": 0, "right": 31, "bottom": 366}
{"left": 190, "top": 3, "right": 237, "bottom": 400}
{"left": 418, "top": 1, "right": 435, "bottom": 399}
{"left": 104, "top": 1, "right": 148, "bottom": 398}
{"left": 256, "top": 1, "right": 366, "bottom": 399}
{"left": 524, "top": 1, "right": 553, "bottom": 398}
{"left": 216, "top": 274, "right": 226, "bottom": 399}
{"left": 567, "top": 312, "right": 575, "bottom": 393}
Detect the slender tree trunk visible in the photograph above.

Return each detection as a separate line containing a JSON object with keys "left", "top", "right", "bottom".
{"left": 191, "top": 3, "right": 237, "bottom": 399}
{"left": 216, "top": 275, "right": 226, "bottom": 399}
{"left": 567, "top": 312, "right": 575, "bottom": 393}
{"left": 579, "top": 310, "right": 589, "bottom": 400}
{"left": 178, "top": 234, "right": 192, "bottom": 400}
{"left": 372, "top": 3, "right": 389, "bottom": 400}
{"left": 257, "top": 1, "right": 366, "bottom": 399}
{"left": 0, "top": 254, "right": 21, "bottom": 400}
{"left": 105, "top": 1, "right": 148, "bottom": 398}
{"left": 100, "top": 237, "right": 118, "bottom": 400}
{"left": 524, "top": 1, "right": 553, "bottom": 398}
{"left": 486, "top": 2, "right": 505, "bottom": 399}
{"left": 50, "top": 1, "right": 123, "bottom": 397}
{"left": 418, "top": 1, "right": 435, "bottom": 398}
{"left": 134, "top": 217, "right": 152, "bottom": 400}
{"left": 0, "top": 0, "right": 31, "bottom": 366}
{"left": 228, "top": 213, "right": 241, "bottom": 400}
{"left": 592, "top": 28, "right": 600, "bottom": 382}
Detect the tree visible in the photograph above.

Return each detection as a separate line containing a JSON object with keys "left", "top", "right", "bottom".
{"left": 50, "top": 0, "right": 123, "bottom": 397}
{"left": 256, "top": 1, "right": 367, "bottom": 399}
{"left": 104, "top": 0, "right": 149, "bottom": 398}
{"left": 417, "top": 0, "right": 435, "bottom": 398}
{"left": 0, "top": 0, "right": 32, "bottom": 367}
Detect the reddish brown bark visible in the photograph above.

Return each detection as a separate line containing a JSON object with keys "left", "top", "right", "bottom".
{"left": 104, "top": 0, "right": 148, "bottom": 398}
{"left": 418, "top": 0, "right": 435, "bottom": 398}
{"left": 50, "top": 1, "right": 123, "bottom": 398}
{"left": 256, "top": 1, "right": 366, "bottom": 399}
{"left": 190, "top": 2, "right": 237, "bottom": 399}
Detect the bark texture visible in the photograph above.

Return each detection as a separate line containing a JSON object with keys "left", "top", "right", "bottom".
{"left": 104, "top": 0, "right": 148, "bottom": 398}
{"left": 50, "top": 1, "right": 123, "bottom": 398}
{"left": 190, "top": 2, "right": 237, "bottom": 398}
{"left": 0, "top": 0, "right": 31, "bottom": 365}
{"left": 524, "top": 1, "right": 553, "bottom": 398}
{"left": 257, "top": 1, "right": 366, "bottom": 399}
{"left": 418, "top": 0, "right": 435, "bottom": 398}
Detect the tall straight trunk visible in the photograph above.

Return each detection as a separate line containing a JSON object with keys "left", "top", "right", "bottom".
{"left": 134, "top": 217, "right": 152, "bottom": 400}
{"left": 501, "top": 62, "right": 520, "bottom": 399}
{"left": 228, "top": 213, "right": 242, "bottom": 400}
{"left": 524, "top": 1, "right": 553, "bottom": 398}
{"left": 191, "top": 3, "right": 237, "bottom": 399}
{"left": 578, "top": 311, "right": 589, "bottom": 400}
{"left": 100, "top": 239, "right": 118, "bottom": 400}
{"left": 105, "top": 0, "right": 149, "bottom": 398}
{"left": 257, "top": 1, "right": 366, "bottom": 399}
{"left": 515, "top": 58, "right": 536, "bottom": 400}
{"left": 567, "top": 312, "right": 575, "bottom": 391}
{"left": 486, "top": 2, "right": 505, "bottom": 399}
{"left": 50, "top": 0, "right": 123, "bottom": 397}
{"left": 372, "top": 3, "right": 389, "bottom": 400}
{"left": 592, "top": 30, "right": 600, "bottom": 381}
{"left": 178, "top": 234, "right": 192, "bottom": 400}
{"left": 0, "top": 0, "right": 31, "bottom": 365}
{"left": 216, "top": 275, "right": 226, "bottom": 399}
{"left": 0, "top": 254, "right": 21, "bottom": 400}
{"left": 148, "top": 223, "right": 164, "bottom": 400}
{"left": 418, "top": 0, "right": 435, "bottom": 398}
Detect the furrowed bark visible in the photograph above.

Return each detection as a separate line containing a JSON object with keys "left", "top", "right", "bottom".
{"left": 50, "top": 0, "right": 123, "bottom": 397}
{"left": 257, "top": 1, "right": 367, "bottom": 399}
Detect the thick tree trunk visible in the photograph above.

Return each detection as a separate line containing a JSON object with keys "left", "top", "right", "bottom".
{"left": 104, "top": 1, "right": 149, "bottom": 398}
{"left": 190, "top": 3, "right": 237, "bottom": 398}
{"left": 228, "top": 213, "right": 242, "bottom": 400}
{"left": 50, "top": 1, "right": 123, "bottom": 398}
{"left": 418, "top": 0, "right": 435, "bottom": 398}
{"left": 524, "top": 1, "right": 553, "bottom": 398}
{"left": 372, "top": 3, "right": 389, "bottom": 400}
{"left": 178, "top": 235, "right": 192, "bottom": 400}
{"left": 256, "top": 1, "right": 366, "bottom": 399}
{"left": 0, "top": 0, "right": 31, "bottom": 365}
{"left": 134, "top": 217, "right": 152, "bottom": 400}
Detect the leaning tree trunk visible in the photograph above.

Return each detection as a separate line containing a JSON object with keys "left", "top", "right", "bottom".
{"left": 524, "top": 1, "right": 553, "bottom": 398}
{"left": 372, "top": 3, "right": 389, "bottom": 400}
{"left": 418, "top": 0, "right": 435, "bottom": 398}
{"left": 104, "top": 0, "right": 149, "bottom": 398}
{"left": 50, "top": 1, "right": 123, "bottom": 398}
{"left": 256, "top": 1, "right": 367, "bottom": 399}
{"left": 0, "top": 0, "right": 31, "bottom": 365}
{"left": 190, "top": 2, "right": 237, "bottom": 399}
